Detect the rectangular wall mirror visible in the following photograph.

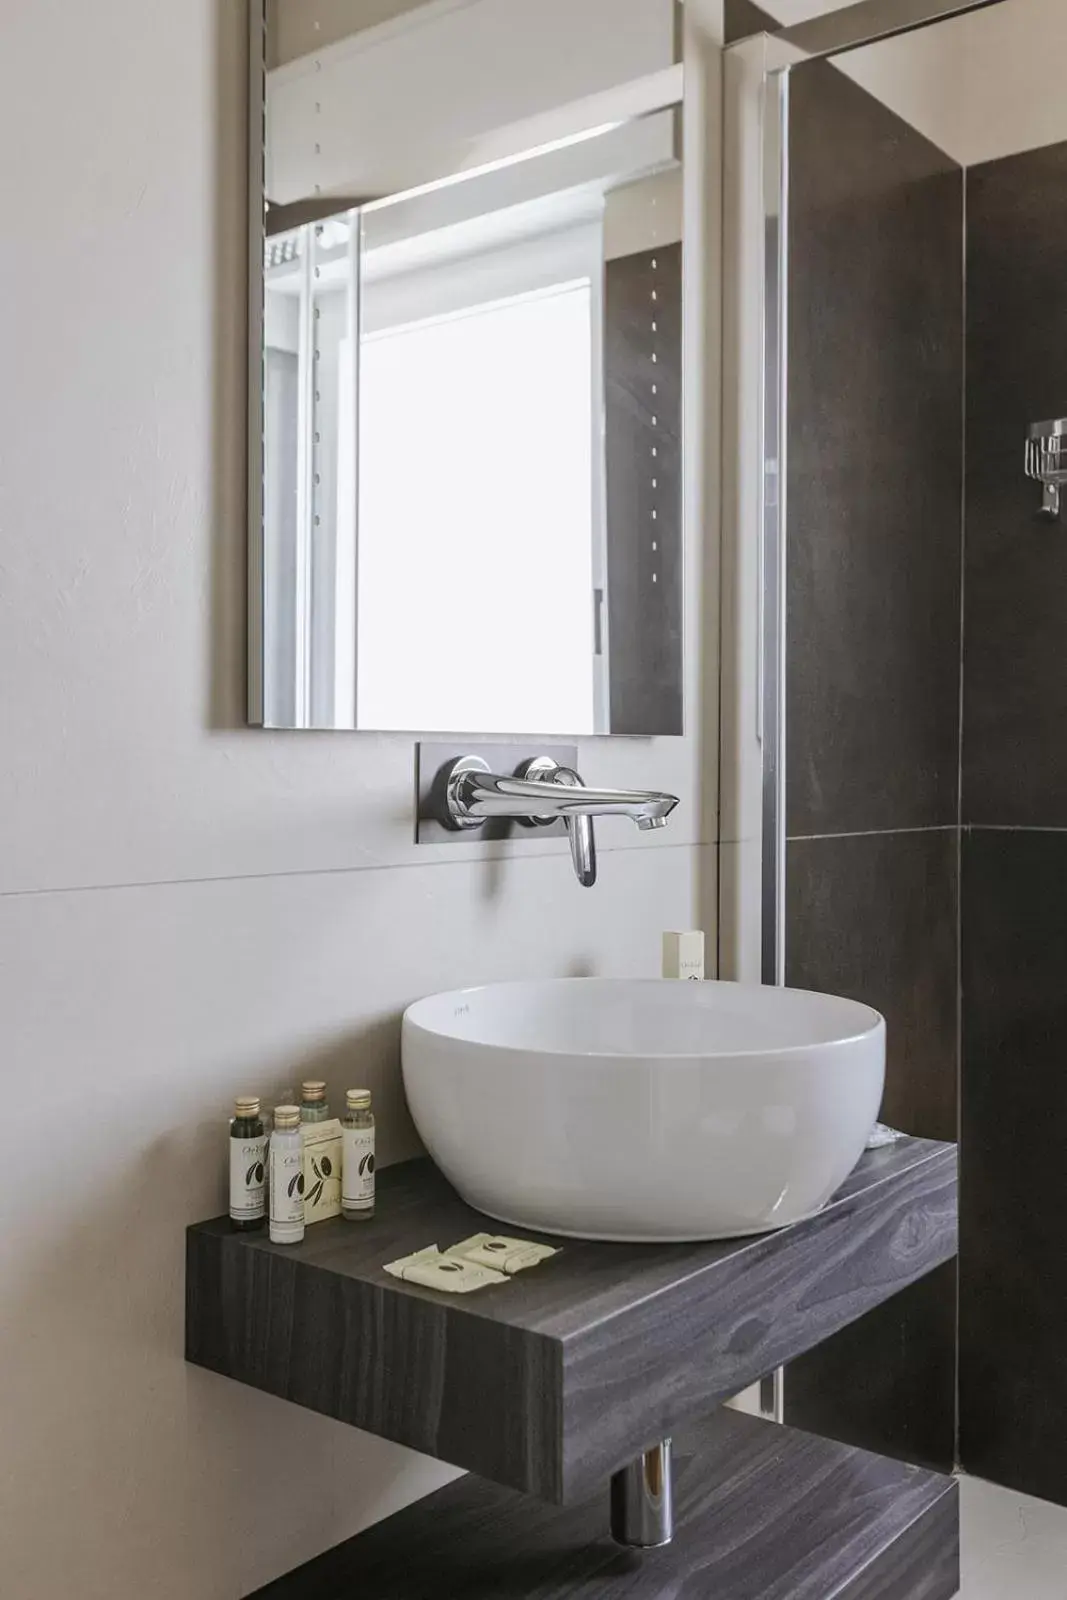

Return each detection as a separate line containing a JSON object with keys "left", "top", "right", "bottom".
{"left": 249, "top": 0, "right": 686, "bottom": 735}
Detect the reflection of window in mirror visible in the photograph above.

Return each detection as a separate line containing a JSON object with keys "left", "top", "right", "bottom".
{"left": 357, "top": 211, "right": 604, "bottom": 734}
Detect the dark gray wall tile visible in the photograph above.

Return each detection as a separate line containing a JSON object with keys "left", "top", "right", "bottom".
{"left": 605, "top": 244, "right": 683, "bottom": 735}
{"left": 784, "top": 829, "right": 959, "bottom": 1470}
{"left": 786, "top": 831, "right": 958, "bottom": 1143}
{"left": 963, "top": 141, "right": 1067, "bottom": 826}
{"left": 959, "top": 828, "right": 1067, "bottom": 1501}
{"left": 786, "top": 60, "right": 963, "bottom": 837}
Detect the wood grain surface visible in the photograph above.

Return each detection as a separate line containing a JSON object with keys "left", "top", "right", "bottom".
{"left": 246, "top": 1408, "right": 959, "bottom": 1600}
{"left": 187, "top": 1139, "right": 957, "bottom": 1502}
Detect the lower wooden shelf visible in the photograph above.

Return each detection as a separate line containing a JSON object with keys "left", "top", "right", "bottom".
{"left": 246, "top": 1409, "right": 959, "bottom": 1600}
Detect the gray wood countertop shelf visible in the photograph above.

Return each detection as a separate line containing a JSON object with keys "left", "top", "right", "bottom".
{"left": 187, "top": 1137, "right": 956, "bottom": 1504}
{"left": 247, "top": 1409, "right": 959, "bottom": 1600}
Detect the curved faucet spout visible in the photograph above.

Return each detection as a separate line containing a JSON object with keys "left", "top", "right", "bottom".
{"left": 435, "top": 754, "right": 679, "bottom": 887}
{"left": 446, "top": 764, "right": 680, "bottom": 832}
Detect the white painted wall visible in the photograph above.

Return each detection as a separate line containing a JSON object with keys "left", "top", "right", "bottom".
{"left": 269, "top": 0, "right": 430, "bottom": 67}
{"left": 604, "top": 168, "right": 685, "bottom": 259}
{"left": 267, "top": 0, "right": 678, "bottom": 203}
{"left": 928, "top": 0, "right": 1067, "bottom": 166}
{"left": 0, "top": 2, "right": 722, "bottom": 1596}
{"left": 761, "top": 0, "right": 1067, "bottom": 167}
{"left": 759, "top": 0, "right": 854, "bottom": 19}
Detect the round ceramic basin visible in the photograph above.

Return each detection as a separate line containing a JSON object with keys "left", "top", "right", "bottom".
{"left": 401, "top": 978, "right": 885, "bottom": 1243}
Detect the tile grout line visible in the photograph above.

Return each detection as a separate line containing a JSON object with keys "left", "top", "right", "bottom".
{"left": 786, "top": 825, "right": 958, "bottom": 843}
{"left": 0, "top": 838, "right": 712, "bottom": 906}
{"left": 786, "top": 825, "right": 1067, "bottom": 845}
{"left": 963, "top": 824, "right": 1067, "bottom": 833}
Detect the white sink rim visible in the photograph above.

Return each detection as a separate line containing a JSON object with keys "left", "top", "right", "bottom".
{"left": 403, "top": 977, "right": 884, "bottom": 1061}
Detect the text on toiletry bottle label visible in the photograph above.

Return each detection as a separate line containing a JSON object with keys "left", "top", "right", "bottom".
{"left": 230, "top": 1136, "right": 268, "bottom": 1221}
{"left": 270, "top": 1147, "right": 305, "bottom": 1226}
{"left": 343, "top": 1127, "right": 376, "bottom": 1211}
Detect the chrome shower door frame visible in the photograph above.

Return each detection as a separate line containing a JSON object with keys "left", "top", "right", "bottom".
{"left": 721, "top": 0, "right": 1010, "bottom": 1431}
{"left": 722, "top": 0, "right": 1009, "bottom": 992}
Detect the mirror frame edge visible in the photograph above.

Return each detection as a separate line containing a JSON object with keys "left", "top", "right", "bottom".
{"left": 244, "top": 0, "right": 687, "bottom": 738}
{"left": 248, "top": 0, "right": 267, "bottom": 727}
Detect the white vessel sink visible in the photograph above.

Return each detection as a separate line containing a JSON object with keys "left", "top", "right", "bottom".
{"left": 401, "top": 978, "right": 885, "bottom": 1243}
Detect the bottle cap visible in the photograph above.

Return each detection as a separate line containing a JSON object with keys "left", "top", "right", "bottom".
{"left": 234, "top": 1096, "right": 261, "bottom": 1117}
{"left": 274, "top": 1105, "right": 301, "bottom": 1130}
{"left": 301, "top": 1081, "right": 327, "bottom": 1102}
{"left": 346, "top": 1088, "right": 372, "bottom": 1109}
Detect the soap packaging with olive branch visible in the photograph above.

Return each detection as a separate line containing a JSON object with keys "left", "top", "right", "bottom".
{"left": 383, "top": 1236, "right": 560, "bottom": 1293}
{"left": 445, "top": 1234, "right": 558, "bottom": 1274}
{"left": 301, "top": 1117, "right": 344, "bottom": 1224}
{"left": 384, "top": 1246, "right": 508, "bottom": 1293}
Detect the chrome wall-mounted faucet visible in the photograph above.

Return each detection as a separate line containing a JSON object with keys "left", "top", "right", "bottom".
{"left": 435, "top": 754, "right": 679, "bottom": 888}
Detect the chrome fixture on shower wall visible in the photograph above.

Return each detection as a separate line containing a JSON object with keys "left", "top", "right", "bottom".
{"left": 1025, "top": 419, "right": 1067, "bottom": 518}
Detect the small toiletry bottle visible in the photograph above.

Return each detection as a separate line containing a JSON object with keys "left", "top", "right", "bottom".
{"left": 269, "top": 1106, "right": 306, "bottom": 1245}
{"left": 229, "top": 1096, "right": 268, "bottom": 1232}
{"left": 342, "top": 1090, "right": 375, "bottom": 1221}
{"left": 300, "top": 1081, "right": 330, "bottom": 1124}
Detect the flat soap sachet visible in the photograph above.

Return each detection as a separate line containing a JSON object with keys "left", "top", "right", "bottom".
{"left": 446, "top": 1233, "right": 559, "bottom": 1275}
{"left": 383, "top": 1245, "right": 507, "bottom": 1293}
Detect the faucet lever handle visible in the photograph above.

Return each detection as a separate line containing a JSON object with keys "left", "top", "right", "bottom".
{"left": 552, "top": 767, "right": 597, "bottom": 889}
{"left": 514, "top": 758, "right": 597, "bottom": 886}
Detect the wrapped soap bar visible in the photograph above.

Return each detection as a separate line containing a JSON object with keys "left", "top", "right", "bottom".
{"left": 383, "top": 1245, "right": 439, "bottom": 1280}
{"left": 446, "top": 1233, "right": 559, "bottom": 1275}
{"left": 383, "top": 1245, "right": 507, "bottom": 1293}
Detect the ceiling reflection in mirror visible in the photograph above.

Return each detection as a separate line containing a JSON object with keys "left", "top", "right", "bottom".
{"left": 253, "top": 0, "right": 685, "bottom": 734}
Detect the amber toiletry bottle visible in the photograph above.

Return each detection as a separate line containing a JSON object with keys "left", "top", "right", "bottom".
{"left": 229, "top": 1096, "right": 267, "bottom": 1232}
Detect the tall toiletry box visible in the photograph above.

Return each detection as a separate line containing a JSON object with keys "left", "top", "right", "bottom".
{"left": 302, "top": 1119, "right": 343, "bottom": 1223}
